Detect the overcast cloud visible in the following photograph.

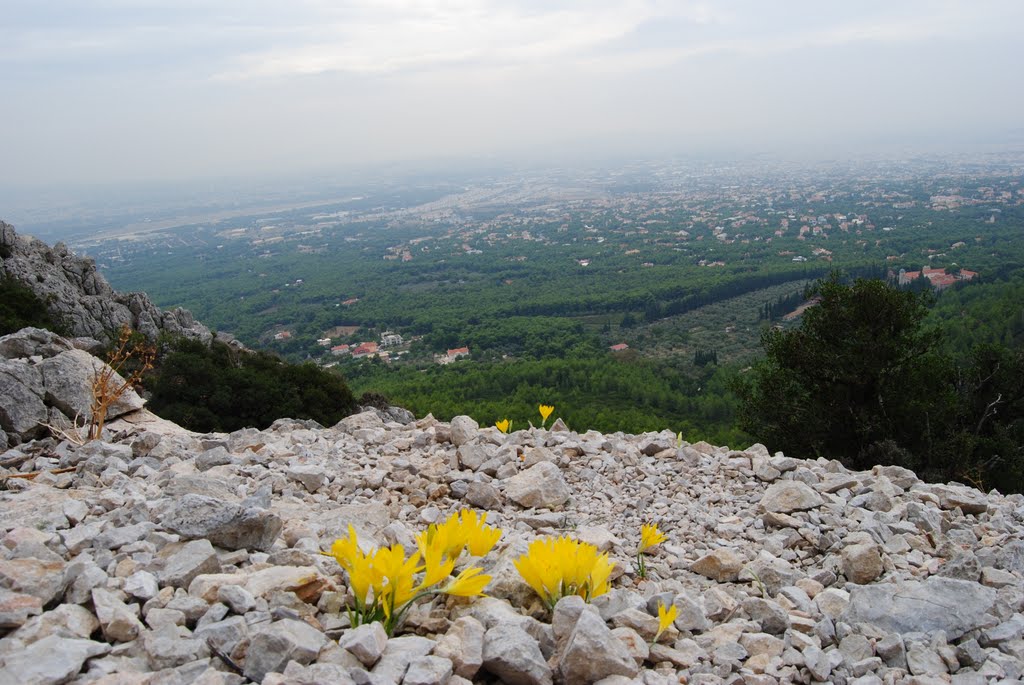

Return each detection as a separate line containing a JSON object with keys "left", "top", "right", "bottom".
{"left": 2, "top": 0, "right": 1023, "bottom": 187}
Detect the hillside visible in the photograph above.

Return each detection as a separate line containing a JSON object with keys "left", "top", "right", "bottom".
{"left": 1, "top": 325, "right": 1024, "bottom": 683}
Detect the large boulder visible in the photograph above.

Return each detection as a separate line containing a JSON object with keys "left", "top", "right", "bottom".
{"left": 161, "top": 494, "right": 283, "bottom": 552}
{"left": 503, "top": 462, "right": 571, "bottom": 509}
{"left": 842, "top": 577, "right": 997, "bottom": 640}
{"left": 39, "top": 349, "right": 144, "bottom": 422}
{"left": 0, "top": 328, "right": 146, "bottom": 446}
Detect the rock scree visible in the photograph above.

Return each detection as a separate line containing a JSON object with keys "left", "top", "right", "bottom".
{"left": 0, "top": 332, "right": 1023, "bottom": 682}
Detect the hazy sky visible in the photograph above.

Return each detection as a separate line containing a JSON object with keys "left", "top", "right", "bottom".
{"left": 3, "top": 0, "right": 1023, "bottom": 187}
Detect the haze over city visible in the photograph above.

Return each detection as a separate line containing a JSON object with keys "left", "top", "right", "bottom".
{"left": 3, "top": 0, "right": 1024, "bottom": 196}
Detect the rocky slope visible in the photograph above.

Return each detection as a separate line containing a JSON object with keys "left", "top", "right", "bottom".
{"left": 1, "top": 221, "right": 212, "bottom": 344}
{"left": 1, "top": 329, "right": 1023, "bottom": 684}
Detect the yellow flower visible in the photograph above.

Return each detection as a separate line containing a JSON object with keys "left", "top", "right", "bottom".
{"left": 460, "top": 510, "right": 502, "bottom": 557}
{"left": 441, "top": 566, "right": 491, "bottom": 597}
{"left": 416, "top": 509, "right": 502, "bottom": 562}
{"left": 638, "top": 523, "right": 667, "bottom": 554}
{"left": 373, "top": 545, "right": 421, "bottom": 618}
{"left": 347, "top": 553, "right": 382, "bottom": 606}
{"left": 495, "top": 418, "right": 511, "bottom": 433}
{"left": 539, "top": 404, "right": 554, "bottom": 425}
{"left": 419, "top": 538, "right": 456, "bottom": 590}
{"left": 655, "top": 601, "right": 678, "bottom": 642}
{"left": 327, "top": 524, "right": 363, "bottom": 572}
{"left": 588, "top": 552, "right": 614, "bottom": 599}
{"left": 514, "top": 536, "right": 612, "bottom": 608}
{"left": 326, "top": 511, "right": 502, "bottom": 636}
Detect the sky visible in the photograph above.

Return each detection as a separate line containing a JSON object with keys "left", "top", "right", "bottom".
{"left": 2, "top": 0, "right": 1024, "bottom": 189}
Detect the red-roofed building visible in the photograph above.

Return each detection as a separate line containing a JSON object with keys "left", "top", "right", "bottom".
{"left": 958, "top": 269, "right": 978, "bottom": 281}
{"left": 610, "top": 343, "right": 629, "bottom": 352}
{"left": 446, "top": 346, "right": 470, "bottom": 360}
{"left": 330, "top": 344, "right": 350, "bottom": 356}
{"left": 351, "top": 342, "right": 379, "bottom": 358}
{"left": 930, "top": 274, "right": 958, "bottom": 290}
{"left": 898, "top": 270, "right": 921, "bottom": 285}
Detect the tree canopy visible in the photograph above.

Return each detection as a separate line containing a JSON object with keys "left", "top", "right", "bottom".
{"left": 736, "top": 275, "right": 1024, "bottom": 491}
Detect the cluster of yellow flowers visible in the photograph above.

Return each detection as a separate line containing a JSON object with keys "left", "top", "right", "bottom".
{"left": 513, "top": 536, "right": 614, "bottom": 609}
{"left": 324, "top": 503, "right": 672, "bottom": 640}
{"left": 496, "top": 404, "right": 556, "bottom": 433}
{"left": 325, "top": 510, "right": 501, "bottom": 635}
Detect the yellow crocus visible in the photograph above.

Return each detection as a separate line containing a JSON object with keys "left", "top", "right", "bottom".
{"left": 514, "top": 536, "right": 611, "bottom": 608}
{"left": 460, "top": 510, "right": 502, "bottom": 557}
{"left": 539, "top": 404, "right": 554, "bottom": 426}
{"left": 347, "top": 553, "right": 381, "bottom": 606}
{"left": 374, "top": 545, "right": 421, "bottom": 618}
{"left": 419, "top": 538, "right": 456, "bottom": 590}
{"left": 441, "top": 566, "right": 491, "bottom": 597}
{"left": 327, "top": 524, "right": 363, "bottom": 572}
{"left": 495, "top": 418, "right": 511, "bottom": 433}
{"left": 588, "top": 552, "right": 614, "bottom": 600}
{"left": 638, "top": 523, "right": 667, "bottom": 554}
{"left": 655, "top": 601, "right": 678, "bottom": 642}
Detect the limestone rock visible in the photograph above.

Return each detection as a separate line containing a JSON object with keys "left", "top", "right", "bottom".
{"left": 450, "top": 415, "right": 480, "bottom": 446}
{"left": 0, "top": 558, "right": 67, "bottom": 605}
{"left": 760, "top": 480, "right": 824, "bottom": 513}
{"left": 842, "top": 577, "right": 997, "bottom": 640}
{"left": 558, "top": 609, "right": 639, "bottom": 684}
{"left": 0, "top": 222, "right": 212, "bottom": 346}
{"left": 482, "top": 623, "right": 553, "bottom": 685}
{"left": 161, "top": 493, "right": 282, "bottom": 551}
{"left": 0, "top": 359, "right": 47, "bottom": 441}
{"left": 931, "top": 484, "right": 989, "bottom": 515}
{"left": 434, "top": 615, "right": 485, "bottom": 679}
{"left": 243, "top": 619, "right": 329, "bottom": 682}
{"left": 39, "top": 349, "right": 144, "bottom": 423}
{"left": 92, "top": 588, "right": 144, "bottom": 642}
{"left": 690, "top": 548, "right": 745, "bottom": 582}
{"left": 0, "top": 588, "right": 43, "bottom": 628}
{"left": 340, "top": 622, "right": 389, "bottom": 667}
{"left": 842, "top": 543, "right": 884, "bottom": 584}
{"left": 403, "top": 655, "right": 454, "bottom": 685}
{"left": 156, "top": 539, "right": 222, "bottom": 588}
{"left": 0, "top": 634, "right": 109, "bottom": 684}
{"left": 503, "top": 461, "right": 571, "bottom": 509}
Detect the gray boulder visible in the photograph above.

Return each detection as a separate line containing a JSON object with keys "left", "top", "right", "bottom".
{"left": 0, "top": 359, "right": 47, "bottom": 441}
{"left": 842, "top": 577, "right": 997, "bottom": 640}
{"left": 482, "top": 623, "right": 553, "bottom": 685}
{"left": 161, "top": 493, "right": 283, "bottom": 551}
{"left": 503, "top": 461, "right": 571, "bottom": 509}
{"left": 557, "top": 609, "right": 639, "bottom": 684}
{"left": 0, "top": 634, "right": 110, "bottom": 684}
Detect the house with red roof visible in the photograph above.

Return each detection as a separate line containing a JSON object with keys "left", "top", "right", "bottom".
{"left": 351, "top": 342, "right": 379, "bottom": 358}
{"left": 446, "top": 346, "right": 470, "bottom": 360}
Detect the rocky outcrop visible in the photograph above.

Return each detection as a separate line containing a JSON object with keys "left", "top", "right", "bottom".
{"left": 0, "top": 221, "right": 211, "bottom": 344}
{"left": 1, "top": 398, "right": 1024, "bottom": 683}
{"left": 0, "top": 328, "right": 144, "bottom": 447}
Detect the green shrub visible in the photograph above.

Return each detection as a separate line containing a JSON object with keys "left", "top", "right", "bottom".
{"left": 147, "top": 338, "right": 358, "bottom": 432}
{"left": 0, "top": 275, "right": 65, "bottom": 336}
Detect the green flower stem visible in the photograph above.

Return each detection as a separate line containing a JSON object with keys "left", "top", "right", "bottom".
{"left": 636, "top": 552, "right": 647, "bottom": 579}
{"left": 384, "top": 588, "right": 439, "bottom": 636}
